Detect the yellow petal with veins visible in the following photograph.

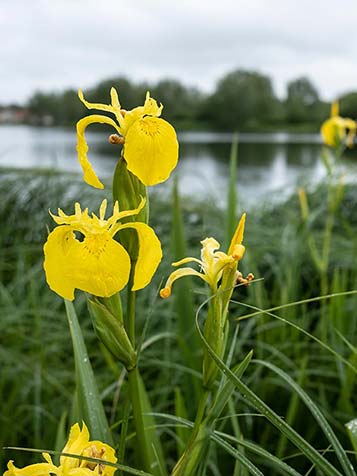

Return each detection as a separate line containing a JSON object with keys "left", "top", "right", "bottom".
{"left": 116, "top": 222, "right": 162, "bottom": 290}
{"left": 124, "top": 116, "right": 178, "bottom": 186}
{"left": 76, "top": 115, "right": 122, "bottom": 189}
{"left": 43, "top": 226, "right": 131, "bottom": 300}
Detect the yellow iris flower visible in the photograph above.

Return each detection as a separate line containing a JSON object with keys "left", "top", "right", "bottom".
{"left": 4, "top": 422, "right": 117, "bottom": 476}
{"left": 76, "top": 88, "right": 179, "bottom": 188}
{"left": 43, "top": 198, "right": 162, "bottom": 301}
{"left": 321, "top": 101, "right": 356, "bottom": 148}
{"left": 160, "top": 214, "right": 246, "bottom": 298}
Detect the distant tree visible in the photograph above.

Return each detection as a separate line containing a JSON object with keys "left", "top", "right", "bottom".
{"left": 58, "top": 89, "right": 87, "bottom": 125}
{"left": 339, "top": 92, "right": 357, "bottom": 119}
{"left": 150, "top": 79, "right": 203, "bottom": 124}
{"left": 28, "top": 91, "right": 61, "bottom": 123}
{"left": 285, "top": 77, "right": 320, "bottom": 123}
{"left": 203, "top": 69, "right": 277, "bottom": 130}
{"left": 87, "top": 77, "right": 143, "bottom": 110}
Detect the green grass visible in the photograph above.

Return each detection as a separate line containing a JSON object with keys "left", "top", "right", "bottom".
{"left": 0, "top": 167, "right": 356, "bottom": 475}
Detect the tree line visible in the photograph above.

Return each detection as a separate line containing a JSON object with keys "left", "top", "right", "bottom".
{"left": 26, "top": 70, "right": 357, "bottom": 131}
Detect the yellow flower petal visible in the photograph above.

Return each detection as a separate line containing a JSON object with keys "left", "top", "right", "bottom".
{"left": 172, "top": 257, "right": 203, "bottom": 267}
{"left": 76, "top": 114, "right": 121, "bottom": 189}
{"left": 228, "top": 213, "right": 246, "bottom": 255}
{"left": 120, "top": 91, "right": 163, "bottom": 135}
{"left": 43, "top": 226, "right": 131, "bottom": 300}
{"left": 331, "top": 100, "right": 339, "bottom": 117}
{"left": 124, "top": 116, "right": 179, "bottom": 186}
{"left": 60, "top": 422, "right": 90, "bottom": 471}
{"left": 81, "top": 441, "right": 117, "bottom": 476}
{"left": 321, "top": 117, "right": 345, "bottom": 148}
{"left": 3, "top": 460, "right": 57, "bottom": 476}
{"left": 116, "top": 222, "right": 162, "bottom": 290}
{"left": 78, "top": 88, "right": 124, "bottom": 126}
{"left": 160, "top": 267, "right": 209, "bottom": 298}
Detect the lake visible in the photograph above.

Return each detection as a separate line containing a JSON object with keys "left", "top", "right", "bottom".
{"left": 1, "top": 125, "right": 356, "bottom": 208}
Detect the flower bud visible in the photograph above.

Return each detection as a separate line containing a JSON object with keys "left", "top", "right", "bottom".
{"left": 88, "top": 298, "right": 136, "bottom": 370}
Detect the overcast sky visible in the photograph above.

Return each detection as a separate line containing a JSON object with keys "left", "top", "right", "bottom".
{"left": 1, "top": 0, "right": 357, "bottom": 104}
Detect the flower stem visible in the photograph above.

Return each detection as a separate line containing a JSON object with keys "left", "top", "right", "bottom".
{"left": 126, "top": 269, "right": 152, "bottom": 473}
{"left": 171, "top": 390, "right": 209, "bottom": 476}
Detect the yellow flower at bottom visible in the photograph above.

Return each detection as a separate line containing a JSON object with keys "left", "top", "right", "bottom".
{"left": 321, "top": 100, "right": 356, "bottom": 148}
{"left": 60, "top": 422, "right": 117, "bottom": 476}
{"left": 43, "top": 198, "right": 162, "bottom": 300}
{"left": 4, "top": 423, "right": 117, "bottom": 476}
{"left": 160, "top": 214, "right": 246, "bottom": 298}
{"left": 4, "top": 454, "right": 57, "bottom": 476}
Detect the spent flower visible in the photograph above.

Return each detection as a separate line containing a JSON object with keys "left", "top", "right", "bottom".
{"left": 43, "top": 198, "right": 162, "bottom": 301}
{"left": 76, "top": 88, "right": 179, "bottom": 188}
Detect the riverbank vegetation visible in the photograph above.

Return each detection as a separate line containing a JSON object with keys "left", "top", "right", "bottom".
{"left": 1, "top": 160, "right": 357, "bottom": 474}
{"left": 4, "top": 69, "right": 357, "bottom": 131}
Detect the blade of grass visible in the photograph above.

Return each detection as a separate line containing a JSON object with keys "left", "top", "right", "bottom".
{"left": 195, "top": 296, "right": 345, "bottom": 476}
{"left": 65, "top": 300, "right": 113, "bottom": 445}
{"left": 226, "top": 132, "right": 239, "bottom": 248}
{"left": 254, "top": 359, "right": 356, "bottom": 476}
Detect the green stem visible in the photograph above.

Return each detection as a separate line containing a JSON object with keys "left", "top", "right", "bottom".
{"left": 171, "top": 391, "right": 210, "bottom": 476}
{"left": 126, "top": 270, "right": 152, "bottom": 473}
{"left": 127, "top": 366, "right": 152, "bottom": 472}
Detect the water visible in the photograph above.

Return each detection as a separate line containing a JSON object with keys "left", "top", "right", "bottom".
{"left": 1, "top": 125, "right": 357, "bottom": 208}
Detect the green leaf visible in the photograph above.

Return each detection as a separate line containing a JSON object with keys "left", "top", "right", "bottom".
{"left": 346, "top": 419, "right": 357, "bottom": 464}
{"left": 255, "top": 359, "right": 356, "bottom": 476}
{"left": 65, "top": 300, "right": 113, "bottom": 445}
{"left": 226, "top": 132, "right": 239, "bottom": 248}
{"left": 171, "top": 178, "right": 201, "bottom": 403}
{"left": 206, "top": 350, "right": 253, "bottom": 423}
{"left": 174, "top": 387, "right": 190, "bottom": 457}
{"left": 194, "top": 299, "right": 344, "bottom": 476}
{"left": 137, "top": 374, "right": 167, "bottom": 476}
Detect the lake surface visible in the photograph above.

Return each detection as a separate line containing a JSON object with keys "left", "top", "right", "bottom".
{"left": 1, "top": 125, "right": 357, "bottom": 208}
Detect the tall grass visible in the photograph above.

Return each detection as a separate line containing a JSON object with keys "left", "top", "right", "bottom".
{"left": 1, "top": 164, "right": 356, "bottom": 474}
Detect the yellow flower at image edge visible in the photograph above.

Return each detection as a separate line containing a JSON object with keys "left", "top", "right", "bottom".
{"left": 321, "top": 100, "right": 356, "bottom": 148}
{"left": 4, "top": 422, "right": 117, "bottom": 476}
{"left": 160, "top": 213, "right": 247, "bottom": 298}
{"left": 43, "top": 198, "right": 162, "bottom": 300}
{"left": 76, "top": 88, "right": 179, "bottom": 188}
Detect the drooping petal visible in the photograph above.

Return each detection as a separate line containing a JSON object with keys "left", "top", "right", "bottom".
{"left": 43, "top": 226, "right": 78, "bottom": 300}
{"left": 3, "top": 460, "right": 58, "bottom": 476}
{"left": 43, "top": 226, "right": 131, "bottom": 300}
{"left": 124, "top": 116, "right": 179, "bottom": 186}
{"left": 116, "top": 222, "right": 162, "bottom": 291}
{"left": 160, "top": 267, "right": 209, "bottom": 298}
{"left": 76, "top": 115, "right": 121, "bottom": 189}
{"left": 228, "top": 213, "right": 246, "bottom": 255}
